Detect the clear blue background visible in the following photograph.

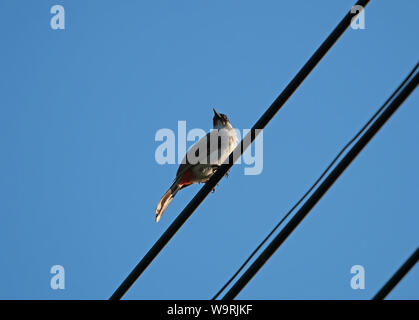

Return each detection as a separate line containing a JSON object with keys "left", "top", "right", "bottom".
{"left": 0, "top": 0, "right": 418, "bottom": 299}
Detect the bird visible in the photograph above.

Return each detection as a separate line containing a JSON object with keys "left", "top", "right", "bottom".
{"left": 155, "top": 108, "right": 238, "bottom": 222}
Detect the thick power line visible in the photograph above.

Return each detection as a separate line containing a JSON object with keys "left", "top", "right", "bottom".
{"left": 110, "top": 0, "right": 370, "bottom": 300}
{"left": 221, "top": 64, "right": 419, "bottom": 300}
{"left": 373, "top": 247, "right": 419, "bottom": 300}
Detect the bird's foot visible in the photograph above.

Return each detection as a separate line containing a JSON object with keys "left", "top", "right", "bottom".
{"left": 212, "top": 182, "right": 221, "bottom": 193}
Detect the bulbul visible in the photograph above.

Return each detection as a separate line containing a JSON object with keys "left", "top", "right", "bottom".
{"left": 155, "top": 108, "right": 238, "bottom": 222}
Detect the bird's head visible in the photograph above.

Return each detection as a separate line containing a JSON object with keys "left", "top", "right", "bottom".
{"left": 213, "top": 108, "right": 232, "bottom": 130}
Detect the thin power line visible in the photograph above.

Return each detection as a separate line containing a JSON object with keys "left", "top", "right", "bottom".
{"left": 213, "top": 63, "right": 419, "bottom": 299}
{"left": 373, "top": 247, "right": 419, "bottom": 300}
{"left": 110, "top": 0, "right": 370, "bottom": 300}
{"left": 221, "top": 64, "right": 419, "bottom": 300}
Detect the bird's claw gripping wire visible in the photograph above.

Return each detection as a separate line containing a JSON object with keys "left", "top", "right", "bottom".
{"left": 212, "top": 182, "right": 220, "bottom": 193}
{"left": 211, "top": 165, "right": 230, "bottom": 192}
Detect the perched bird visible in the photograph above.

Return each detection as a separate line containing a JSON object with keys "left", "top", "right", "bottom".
{"left": 155, "top": 108, "right": 238, "bottom": 222}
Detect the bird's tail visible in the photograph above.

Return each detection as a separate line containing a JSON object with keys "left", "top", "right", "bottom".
{"left": 155, "top": 182, "right": 181, "bottom": 222}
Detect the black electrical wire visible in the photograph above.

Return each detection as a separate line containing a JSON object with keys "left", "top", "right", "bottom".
{"left": 110, "top": 0, "right": 370, "bottom": 300}
{"left": 373, "top": 247, "right": 419, "bottom": 300}
{"left": 221, "top": 64, "right": 419, "bottom": 300}
{"left": 213, "top": 63, "right": 419, "bottom": 299}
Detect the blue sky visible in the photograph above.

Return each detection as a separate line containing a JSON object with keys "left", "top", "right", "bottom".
{"left": 0, "top": 0, "right": 418, "bottom": 299}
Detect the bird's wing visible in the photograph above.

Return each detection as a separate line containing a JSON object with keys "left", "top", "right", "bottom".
{"left": 176, "top": 131, "right": 224, "bottom": 179}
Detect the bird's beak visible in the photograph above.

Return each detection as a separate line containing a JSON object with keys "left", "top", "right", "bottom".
{"left": 213, "top": 108, "right": 222, "bottom": 119}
